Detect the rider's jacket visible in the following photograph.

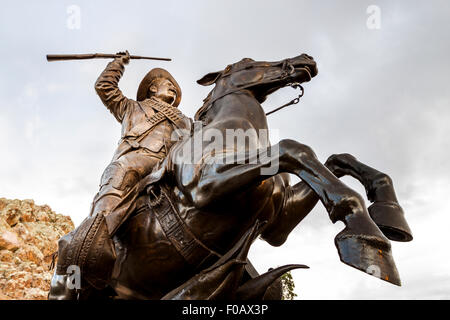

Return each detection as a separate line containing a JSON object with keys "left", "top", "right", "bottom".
{"left": 95, "top": 59, "right": 191, "bottom": 161}
{"left": 93, "top": 59, "right": 191, "bottom": 235}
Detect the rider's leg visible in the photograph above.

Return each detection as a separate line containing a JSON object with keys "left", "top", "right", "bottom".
{"left": 94, "top": 152, "right": 163, "bottom": 235}
{"left": 49, "top": 153, "right": 161, "bottom": 299}
{"left": 79, "top": 154, "right": 157, "bottom": 284}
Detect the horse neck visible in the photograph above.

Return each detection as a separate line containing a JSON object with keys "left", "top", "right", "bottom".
{"left": 204, "top": 90, "right": 268, "bottom": 130}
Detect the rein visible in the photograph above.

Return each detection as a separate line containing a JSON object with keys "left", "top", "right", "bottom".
{"left": 198, "top": 61, "right": 306, "bottom": 119}
{"left": 265, "top": 83, "right": 304, "bottom": 116}
{"left": 202, "top": 81, "right": 304, "bottom": 118}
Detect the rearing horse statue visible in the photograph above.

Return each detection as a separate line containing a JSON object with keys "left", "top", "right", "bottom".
{"left": 50, "top": 53, "right": 413, "bottom": 300}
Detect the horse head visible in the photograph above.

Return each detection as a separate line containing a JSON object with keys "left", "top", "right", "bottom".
{"left": 194, "top": 54, "right": 318, "bottom": 120}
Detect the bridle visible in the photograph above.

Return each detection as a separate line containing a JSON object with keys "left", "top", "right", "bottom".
{"left": 197, "top": 59, "right": 305, "bottom": 120}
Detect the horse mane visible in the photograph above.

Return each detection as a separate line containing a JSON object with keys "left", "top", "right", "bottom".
{"left": 194, "top": 90, "right": 213, "bottom": 120}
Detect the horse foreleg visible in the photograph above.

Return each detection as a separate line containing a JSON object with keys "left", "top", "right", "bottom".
{"left": 175, "top": 139, "right": 401, "bottom": 284}
{"left": 325, "top": 153, "right": 412, "bottom": 242}
{"left": 260, "top": 153, "right": 412, "bottom": 247}
{"left": 266, "top": 139, "right": 402, "bottom": 285}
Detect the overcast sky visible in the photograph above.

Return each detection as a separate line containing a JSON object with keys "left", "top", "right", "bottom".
{"left": 1, "top": 0, "right": 449, "bottom": 299}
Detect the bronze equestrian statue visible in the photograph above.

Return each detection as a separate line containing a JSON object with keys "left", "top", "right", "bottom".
{"left": 49, "top": 52, "right": 412, "bottom": 300}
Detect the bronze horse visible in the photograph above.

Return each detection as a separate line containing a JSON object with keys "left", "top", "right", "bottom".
{"left": 53, "top": 53, "right": 413, "bottom": 299}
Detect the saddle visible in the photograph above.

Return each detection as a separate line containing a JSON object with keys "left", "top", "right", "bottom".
{"left": 143, "top": 164, "right": 222, "bottom": 269}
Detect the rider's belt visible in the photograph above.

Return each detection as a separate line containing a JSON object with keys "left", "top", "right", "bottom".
{"left": 150, "top": 186, "right": 221, "bottom": 268}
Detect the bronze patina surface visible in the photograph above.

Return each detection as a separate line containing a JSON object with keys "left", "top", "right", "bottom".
{"left": 48, "top": 51, "right": 412, "bottom": 300}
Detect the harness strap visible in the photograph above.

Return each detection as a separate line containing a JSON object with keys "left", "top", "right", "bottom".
{"left": 150, "top": 187, "right": 222, "bottom": 267}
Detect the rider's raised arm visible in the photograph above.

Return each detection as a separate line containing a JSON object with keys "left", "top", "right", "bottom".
{"left": 94, "top": 52, "right": 132, "bottom": 123}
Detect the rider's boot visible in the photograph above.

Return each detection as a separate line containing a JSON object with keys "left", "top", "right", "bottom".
{"left": 48, "top": 213, "right": 116, "bottom": 300}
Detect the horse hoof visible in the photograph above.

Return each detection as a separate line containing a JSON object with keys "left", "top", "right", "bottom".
{"left": 335, "top": 230, "right": 401, "bottom": 286}
{"left": 368, "top": 202, "right": 413, "bottom": 242}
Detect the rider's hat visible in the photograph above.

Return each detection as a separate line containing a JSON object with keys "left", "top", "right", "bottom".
{"left": 136, "top": 68, "right": 182, "bottom": 107}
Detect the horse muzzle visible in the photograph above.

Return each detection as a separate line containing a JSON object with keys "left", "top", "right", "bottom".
{"left": 286, "top": 54, "right": 318, "bottom": 82}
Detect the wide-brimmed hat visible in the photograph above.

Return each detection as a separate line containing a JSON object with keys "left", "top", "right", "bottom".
{"left": 136, "top": 68, "right": 182, "bottom": 107}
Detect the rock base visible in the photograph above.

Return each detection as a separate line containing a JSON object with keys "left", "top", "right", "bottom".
{"left": 0, "top": 198, "right": 74, "bottom": 300}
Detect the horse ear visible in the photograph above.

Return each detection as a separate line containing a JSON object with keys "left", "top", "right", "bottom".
{"left": 197, "top": 71, "right": 222, "bottom": 86}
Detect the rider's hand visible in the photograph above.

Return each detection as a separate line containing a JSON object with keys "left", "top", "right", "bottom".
{"left": 116, "top": 50, "right": 130, "bottom": 65}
